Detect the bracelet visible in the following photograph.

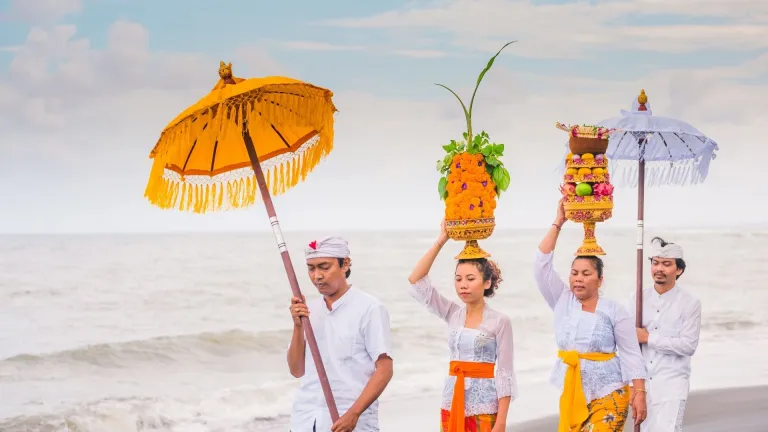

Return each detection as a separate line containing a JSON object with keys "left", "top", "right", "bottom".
{"left": 634, "top": 388, "right": 647, "bottom": 393}
{"left": 552, "top": 223, "right": 562, "bottom": 231}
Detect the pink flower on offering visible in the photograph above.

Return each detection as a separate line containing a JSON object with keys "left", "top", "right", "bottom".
{"left": 602, "top": 183, "right": 614, "bottom": 195}
{"left": 593, "top": 182, "right": 614, "bottom": 198}
{"left": 563, "top": 182, "right": 576, "bottom": 196}
{"left": 593, "top": 183, "right": 604, "bottom": 195}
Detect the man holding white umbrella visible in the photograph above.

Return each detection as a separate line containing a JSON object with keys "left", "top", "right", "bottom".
{"left": 595, "top": 90, "right": 714, "bottom": 431}
{"left": 627, "top": 237, "right": 702, "bottom": 431}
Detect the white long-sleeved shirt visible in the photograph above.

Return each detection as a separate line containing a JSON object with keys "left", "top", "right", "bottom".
{"left": 290, "top": 286, "right": 392, "bottom": 432}
{"left": 627, "top": 284, "right": 701, "bottom": 404}
{"left": 533, "top": 250, "right": 647, "bottom": 402}
{"left": 409, "top": 276, "right": 518, "bottom": 415}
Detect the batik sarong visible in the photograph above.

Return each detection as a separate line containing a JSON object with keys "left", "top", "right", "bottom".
{"left": 440, "top": 409, "right": 497, "bottom": 432}
{"left": 576, "top": 385, "right": 630, "bottom": 432}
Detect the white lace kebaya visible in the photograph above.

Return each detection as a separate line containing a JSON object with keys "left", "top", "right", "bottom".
{"left": 533, "top": 250, "right": 647, "bottom": 402}
{"left": 409, "top": 276, "right": 518, "bottom": 415}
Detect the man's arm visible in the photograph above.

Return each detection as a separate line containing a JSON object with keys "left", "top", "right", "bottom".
{"left": 287, "top": 325, "right": 306, "bottom": 377}
{"left": 331, "top": 303, "right": 394, "bottom": 431}
{"left": 353, "top": 303, "right": 394, "bottom": 412}
{"left": 287, "top": 296, "right": 308, "bottom": 378}
{"left": 647, "top": 298, "right": 702, "bottom": 356}
{"left": 346, "top": 354, "right": 393, "bottom": 417}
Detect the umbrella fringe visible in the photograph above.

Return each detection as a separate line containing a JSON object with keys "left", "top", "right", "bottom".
{"left": 608, "top": 156, "right": 712, "bottom": 188}
{"left": 143, "top": 126, "right": 334, "bottom": 213}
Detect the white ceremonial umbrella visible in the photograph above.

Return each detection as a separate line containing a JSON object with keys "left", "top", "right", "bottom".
{"left": 598, "top": 90, "right": 719, "bottom": 399}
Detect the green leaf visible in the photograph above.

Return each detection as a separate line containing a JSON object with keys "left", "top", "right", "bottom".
{"left": 493, "top": 143, "right": 505, "bottom": 155}
{"left": 481, "top": 146, "right": 492, "bottom": 156}
{"left": 493, "top": 167, "right": 511, "bottom": 191}
{"left": 438, "top": 176, "right": 448, "bottom": 200}
{"left": 442, "top": 144, "right": 453, "bottom": 152}
{"left": 492, "top": 166, "right": 503, "bottom": 187}
{"left": 486, "top": 155, "right": 500, "bottom": 166}
{"left": 436, "top": 83, "right": 471, "bottom": 138}
{"left": 458, "top": 142, "right": 466, "bottom": 152}
{"left": 468, "top": 41, "right": 517, "bottom": 119}
{"left": 436, "top": 160, "right": 443, "bottom": 172}
{"left": 485, "top": 163, "right": 495, "bottom": 176}
{"left": 443, "top": 154, "right": 453, "bottom": 165}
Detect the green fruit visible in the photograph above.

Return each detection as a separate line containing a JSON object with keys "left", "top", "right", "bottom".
{"left": 575, "top": 183, "right": 593, "bottom": 196}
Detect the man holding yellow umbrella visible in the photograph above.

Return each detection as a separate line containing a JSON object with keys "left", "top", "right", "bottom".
{"left": 143, "top": 62, "right": 394, "bottom": 431}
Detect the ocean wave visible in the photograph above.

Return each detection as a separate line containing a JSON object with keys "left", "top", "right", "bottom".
{"left": 0, "top": 321, "right": 492, "bottom": 371}
{"left": 0, "top": 388, "right": 292, "bottom": 432}
{"left": 702, "top": 317, "right": 762, "bottom": 331}
{"left": 1, "top": 329, "right": 291, "bottom": 368}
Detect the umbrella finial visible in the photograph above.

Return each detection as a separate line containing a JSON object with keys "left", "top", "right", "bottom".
{"left": 219, "top": 61, "right": 233, "bottom": 79}
{"left": 637, "top": 89, "right": 648, "bottom": 111}
{"left": 213, "top": 61, "right": 241, "bottom": 89}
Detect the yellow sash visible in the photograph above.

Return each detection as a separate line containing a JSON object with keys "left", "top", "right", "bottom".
{"left": 557, "top": 350, "right": 617, "bottom": 432}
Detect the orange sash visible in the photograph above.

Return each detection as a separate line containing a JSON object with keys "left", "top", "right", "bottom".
{"left": 447, "top": 360, "right": 495, "bottom": 432}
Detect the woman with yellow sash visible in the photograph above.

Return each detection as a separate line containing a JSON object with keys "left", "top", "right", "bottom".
{"left": 408, "top": 220, "right": 517, "bottom": 432}
{"left": 534, "top": 199, "right": 648, "bottom": 432}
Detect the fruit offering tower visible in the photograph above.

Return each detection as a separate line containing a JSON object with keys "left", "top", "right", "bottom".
{"left": 556, "top": 122, "right": 616, "bottom": 255}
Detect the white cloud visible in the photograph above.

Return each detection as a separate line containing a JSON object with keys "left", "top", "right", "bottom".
{"left": 5, "top": 0, "right": 82, "bottom": 23}
{"left": 2, "top": 49, "right": 765, "bottom": 233}
{"left": 277, "top": 41, "right": 452, "bottom": 58}
{"left": 1, "top": 13, "right": 765, "bottom": 233}
{"left": 320, "top": 0, "right": 768, "bottom": 57}
{"left": 0, "top": 21, "right": 288, "bottom": 130}
{"left": 391, "top": 49, "right": 450, "bottom": 58}
{"left": 280, "top": 41, "right": 366, "bottom": 51}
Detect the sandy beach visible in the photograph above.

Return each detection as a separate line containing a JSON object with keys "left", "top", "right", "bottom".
{"left": 511, "top": 385, "right": 767, "bottom": 431}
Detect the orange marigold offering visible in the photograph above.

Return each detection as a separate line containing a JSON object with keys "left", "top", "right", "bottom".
{"left": 438, "top": 131, "right": 509, "bottom": 220}
{"left": 434, "top": 41, "right": 515, "bottom": 259}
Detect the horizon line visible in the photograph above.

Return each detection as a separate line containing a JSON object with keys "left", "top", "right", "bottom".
{"left": 2, "top": 224, "right": 766, "bottom": 236}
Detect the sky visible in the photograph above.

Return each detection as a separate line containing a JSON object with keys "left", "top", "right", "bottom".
{"left": 0, "top": 0, "right": 766, "bottom": 234}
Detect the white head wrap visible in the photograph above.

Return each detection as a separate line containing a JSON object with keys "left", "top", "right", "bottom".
{"left": 304, "top": 236, "right": 350, "bottom": 260}
{"left": 649, "top": 237, "right": 683, "bottom": 259}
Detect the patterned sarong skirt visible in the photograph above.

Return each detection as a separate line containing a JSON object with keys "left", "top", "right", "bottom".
{"left": 575, "top": 385, "right": 630, "bottom": 431}
{"left": 440, "top": 409, "right": 497, "bottom": 432}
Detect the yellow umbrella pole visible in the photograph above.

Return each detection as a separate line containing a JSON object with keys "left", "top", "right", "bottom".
{"left": 241, "top": 120, "right": 340, "bottom": 422}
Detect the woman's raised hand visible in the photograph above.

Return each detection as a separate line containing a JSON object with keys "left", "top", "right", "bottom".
{"left": 555, "top": 195, "right": 567, "bottom": 227}
{"left": 438, "top": 218, "right": 449, "bottom": 247}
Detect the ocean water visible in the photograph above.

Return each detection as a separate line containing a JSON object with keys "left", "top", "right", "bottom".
{"left": 1, "top": 228, "right": 767, "bottom": 431}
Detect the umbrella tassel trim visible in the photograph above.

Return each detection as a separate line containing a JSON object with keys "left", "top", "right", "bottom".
{"left": 143, "top": 126, "right": 333, "bottom": 213}
{"left": 607, "top": 156, "right": 713, "bottom": 188}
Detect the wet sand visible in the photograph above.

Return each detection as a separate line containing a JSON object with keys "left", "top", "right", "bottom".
{"left": 510, "top": 385, "right": 767, "bottom": 431}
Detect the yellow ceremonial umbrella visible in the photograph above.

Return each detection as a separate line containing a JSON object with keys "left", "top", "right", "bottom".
{"left": 143, "top": 61, "right": 340, "bottom": 421}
